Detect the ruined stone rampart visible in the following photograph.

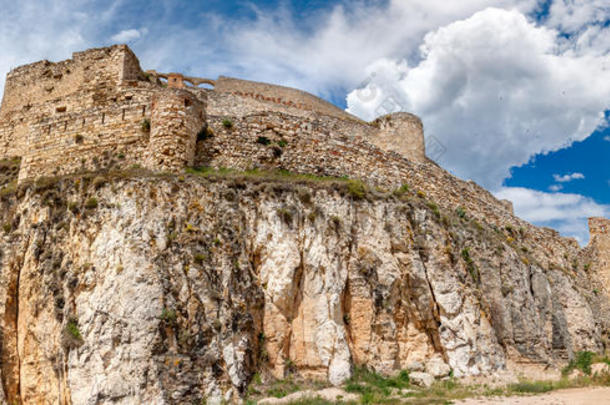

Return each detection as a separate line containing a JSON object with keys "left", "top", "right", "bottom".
{"left": 18, "top": 89, "right": 153, "bottom": 182}
{"left": 0, "top": 45, "right": 141, "bottom": 118}
{"left": 213, "top": 76, "right": 359, "bottom": 122}
{"left": 0, "top": 44, "right": 430, "bottom": 185}
{"left": 197, "top": 109, "right": 585, "bottom": 272}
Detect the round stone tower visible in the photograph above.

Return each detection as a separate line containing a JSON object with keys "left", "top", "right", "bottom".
{"left": 145, "top": 88, "right": 206, "bottom": 172}
{"left": 371, "top": 112, "right": 425, "bottom": 163}
{"left": 589, "top": 217, "right": 610, "bottom": 294}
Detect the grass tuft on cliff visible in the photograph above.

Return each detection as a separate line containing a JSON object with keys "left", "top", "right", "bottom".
{"left": 345, "top": 367, "right": 410, "bottom": 404}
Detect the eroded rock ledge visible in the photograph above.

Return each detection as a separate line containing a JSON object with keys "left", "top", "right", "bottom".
{"left": 0, "top": 172, "right": 607, "bottom": 404}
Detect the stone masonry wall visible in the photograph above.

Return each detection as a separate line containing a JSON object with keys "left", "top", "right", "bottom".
{"left": 18, "top": 88, "right": 154, "bottom": 182}
{"left": 0, "top": 45, "right": 139, "bottom": 118}
{"left": 590, "top": 217, "right": 610, "bottom": 294}
{"left": 197, "top": 110, "right": 583, "bottom": 272}
{"left": 213, "top": 76, "right": 359, "bottom": 122}
{"left": 145, "top": 89, "right": 206, "bottom": 172}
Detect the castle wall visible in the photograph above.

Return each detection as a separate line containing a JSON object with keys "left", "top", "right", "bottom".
{"left": 17, "top": 88, "right": 154, "bottom": 182}
{"left": 196, "top": 110, "right": 582, "bottom": 271}
{"left": 145, "top": 89, "right": 206, "bottom": 172}
{"left": 0, "top": 117, "right": 30, "bottom": 157}
{"left": 0, "top": 45, "right": 139, "bottom": 118}
{"left": 213, "top": 76, "right": 360, "bottom": 122}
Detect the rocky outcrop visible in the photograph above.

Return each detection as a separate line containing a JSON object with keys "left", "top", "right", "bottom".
{"left": 0, "top": 172, "right": 607, "bottom": 404}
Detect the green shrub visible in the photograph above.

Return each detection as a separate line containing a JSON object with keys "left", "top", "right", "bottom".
{"left": 393, "top": 184, "right": 409, "bottom": 197}
{"left": 461, "top": 247, "right": 480, "bottom": 284}
{"left": 66, "top": 317, "right": 83, "bottom": 341}
{"left": 563, "top": 351, "right": 594, "bottom": 375}
{"left": 265, "top": 378, "right": 301, "bottom": 399}
{"left": 256, "top": 136, "right": 271, "bottom": 145}
{"left": 345, "top": 367, "right": 410, "bottom": 403}
{"left": 456, "top": 207, "right": 466, "bottom": 218}
{"left": 222, "top": 119, "right": 234, "bottom": 129}
{"left": 141, "top": 119, "right": 151, "bottom": 133}
{"left": 508, "top": 381, "right": 554, "bottom": 393}
{"left": 193, "top": 253, "right": 206, "bottom": 264}
{"left": 277, "top": 140, "right": 287, "bottom": 147}
{"left": 427, "top": 202, "right": 440, "bottom": 218}
{"left": 84, "top": 197, "right": 98, "bottom": 209}
{"left": 2, "top": 222, "right": 11, "bottom": 233}
{"left": 346, "top": 179, "right": 366, "bottom": 200}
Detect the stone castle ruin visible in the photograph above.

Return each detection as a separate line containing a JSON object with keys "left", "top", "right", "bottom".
{"left": 0, "top": 44, "right": 424, "bottom": 183}
{"left": 0, "top": 45, "right": 607, "bottom": 258}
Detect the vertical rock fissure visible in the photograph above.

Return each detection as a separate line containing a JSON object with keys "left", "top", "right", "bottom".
{"left": 1, "top": 235, "right": 29, "bottom": 405}
{"left": 418, "top": 251, "right": 445, "bottom": 355}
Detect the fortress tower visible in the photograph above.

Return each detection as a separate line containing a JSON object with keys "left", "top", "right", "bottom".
{"left": 589, "top": 217, "right": 610, "bottom": 291}
{"left": 145, "top": 89, "right": 205, "bottom": 172}
{"left": 372, "top": 113, "right": 426, "bottom": 163}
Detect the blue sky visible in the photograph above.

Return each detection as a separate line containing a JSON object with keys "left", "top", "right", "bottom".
{"left": 0, "top": 0, "right": 608, "bottom": 243}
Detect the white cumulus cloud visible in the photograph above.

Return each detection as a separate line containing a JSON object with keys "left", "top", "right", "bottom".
{"left": 553, "top": 172, "right": 585, "bottom": 182}
{"left": 347, "top": 7, "right": 610, "bottom": 189}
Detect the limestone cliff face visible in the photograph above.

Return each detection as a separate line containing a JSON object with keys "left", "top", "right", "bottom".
{"left": 0, "top": 174, "right": 606, "bottom": 404}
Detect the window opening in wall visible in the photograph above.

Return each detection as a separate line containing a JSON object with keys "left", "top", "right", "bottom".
{"left": 185, "top": 98, "right": 191, "bottom": 107}
{"left": 82, "top": 118, "right": 86, "bottom": 127}
{"left": 142, "top": 105, "right": 146, "bottom": 116}
{"left": 122, "top": 109, "right": 125, "bottom": 121}
{"left": 102, "top": 113, "right": 105, "bottom": 124}
{"left": 56, "top": 106, "right": 67, "bottom": 113}
{"left": 64, "top": 122, "right": 67, "bottom": 131}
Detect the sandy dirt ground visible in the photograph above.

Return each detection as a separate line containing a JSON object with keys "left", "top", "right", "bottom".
{"left": 455, "top": 386, "right": 610, "bottom": 404}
